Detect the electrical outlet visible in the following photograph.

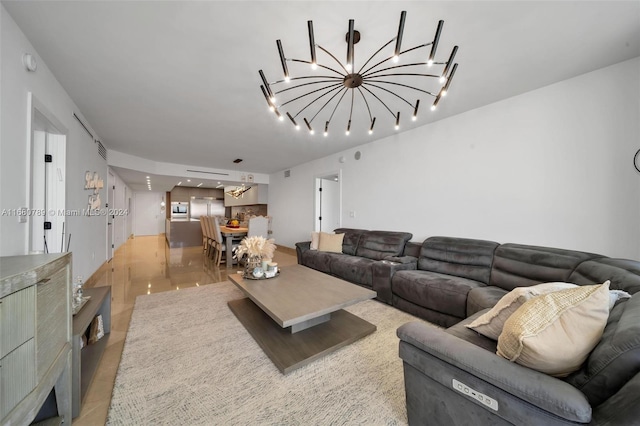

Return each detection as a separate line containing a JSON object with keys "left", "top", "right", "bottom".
{"left": 452, "top": 379, "right": 498, "bottom": 411}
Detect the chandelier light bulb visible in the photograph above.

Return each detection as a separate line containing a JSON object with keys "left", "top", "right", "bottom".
{"left": 346, "top": 130, "right": 350, "bottom": 136}
{"left": 311, "top": 62, "right": 318, "bottom": 70}
{"left": 345, "top": 63, "right": 352, "bottom": 72}
{"left": 427, "top": 59, "right": 433, "bottom": 67}
{"left": 310, "top": 130, "right": 315, "bottom": 135}
{"left": 412, "top": 115, "right": 417, "bottom": 121}
{"left": 393, "top": 55, "right": 399, "bottom": 63}
{"left": 324, "top": 131, "right": 328, "bottom": 137}
{"left": 284, "top": 76, "right": 290, "bottom": 83}
{"left": 368, "top": 129, "right": 373, "bottom": 135}
{"left": 395, "top": 124, "right": 400, "bottom": 130}
{"left": 270, "top": 96, "right": 276, "bottom": 103}
{"left": 279, "top": 115, "right": 284, "bottom": 121}
{"left": 439, "top": 76, "right": 446, "bottom": 84}
{"left": 269, "top": 105, "right": 275, "bottom": 112}
{"left": 431, "top": 105, "right": 436, "bottom": 111}
{"left": 295, "top": 125, "right": 300, "bottom": 130}
{"left": 441, "top": 90, "right": 447, "bottom": 97}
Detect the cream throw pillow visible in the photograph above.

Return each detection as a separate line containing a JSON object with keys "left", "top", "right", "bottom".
{"left": 466, "top": 282, "right": 577, "bottom": 340}
{"left": 318, "top": 232, "right": 344, "bottom": 253}
{"left": 310, "top": 232, "right": 320, "bottom": 250}
{"left": 497, "top": 281, "right": 610, "bottom": 377}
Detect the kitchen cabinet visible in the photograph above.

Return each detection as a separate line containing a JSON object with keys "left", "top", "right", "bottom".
{"left": 171, "top": 186, "right": 190, "bottom": 202}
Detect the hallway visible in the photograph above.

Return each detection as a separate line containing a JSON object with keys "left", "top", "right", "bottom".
{"left": 75, "top": 235, "right": 297, "bottom": 424}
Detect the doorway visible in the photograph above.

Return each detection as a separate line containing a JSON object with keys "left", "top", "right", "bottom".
{"left": 314, "top": 172, "right": 341, "bottom": 232}
{"left": 28, "top": 93, "right": 67, "bottom": 254}
{"left": 107, "top": 171, "right": 115, "bottom": 260}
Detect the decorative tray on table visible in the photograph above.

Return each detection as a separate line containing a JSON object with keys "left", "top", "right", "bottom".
{"left": 242, "top": 271, "right": 280, "bottom": 280}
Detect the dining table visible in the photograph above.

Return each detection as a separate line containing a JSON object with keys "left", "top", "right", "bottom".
{"left": 219, "top": 226, "right": 248, "bottom": 267}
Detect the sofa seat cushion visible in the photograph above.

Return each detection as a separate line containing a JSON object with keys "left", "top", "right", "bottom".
{"left": 446, "top": 309, "right": 498, "bottom": 353}
{"left": 393, "top": 270, "right": 486, "bottom": 319}
{"left": 466, "top": 286, "right": 508, "bottom": 317}
{"left": 565, "top": 294, "right": 640, "bottom": 406}
{"left": 355, "top": 231, "right": 412, "bottom": 260}
{"left": 330, "top": 255, "right": 376, "bottom": 287}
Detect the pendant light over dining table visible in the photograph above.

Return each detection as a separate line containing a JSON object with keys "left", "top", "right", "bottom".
{"left": 259, "top": 11, "right": 459, "bottom": 137}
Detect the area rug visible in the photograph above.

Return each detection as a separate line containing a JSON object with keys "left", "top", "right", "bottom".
{"left": 107, "top": 281, "right": 436, "bottom": 425}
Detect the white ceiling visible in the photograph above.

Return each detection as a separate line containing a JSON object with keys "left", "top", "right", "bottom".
{"left": 3, "top": 1, "right": 639, "bottom": 191}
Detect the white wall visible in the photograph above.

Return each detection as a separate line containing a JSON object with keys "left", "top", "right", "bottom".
{"left": 0, "top": 5, "right": 110, "bottom": 279}
{"left": 269, "top": 58, "right": 640, "bottom": 260}
{"left": 133, "top": 192, "right": 165, "bottom": 236}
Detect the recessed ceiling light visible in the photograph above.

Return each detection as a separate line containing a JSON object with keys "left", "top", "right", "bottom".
{"left": 197, "top": 183, "right": 203, "bottom": 187}
{"left": 177, "top": 181, "right": 182, "bottom": 185}
{"left": 187, "top": 179, "right": 191, "bottom": 182}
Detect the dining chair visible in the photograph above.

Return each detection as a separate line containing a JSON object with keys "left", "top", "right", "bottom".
{"left": 247, "top": 216, "right": 269, "bottom": 238}
{"left": 199, "top": 217, "right": 209, "bottom": 254}
{"left": 212, "top": 217, "right": 239, "bottom": 266}
{"left": 203, "top": 216, "right": 217, "bottom": 260}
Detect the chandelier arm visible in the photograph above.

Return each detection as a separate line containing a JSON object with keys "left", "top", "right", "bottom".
{"left": 273, "top": 76, "right": 343, "bottom": 87}
{"left": 274, "top": 79, "right": 344, "bottom": 95}
{"left": 364, "top": 72, "right": 441, "bottom": 80}
{"left": 291, "top": 85, "right": 345, "bottom": 120}
{"left": 348, "top": 89, "right": 355, "bottom": 123}
{"left": 289, "top": 59, "right": 346, "bottom": 77}
{"left": 355, "top": 87, "right": 374, "bottom": 123}
{"left": 310, "top": 87, "right": 348, "bottom": 124}
{"left": 327, "top": 88, "right": 350, "bottom": 124}
{"left": 316, "top": 45, "right": 350, "bottom": 74}
{"left": 362, "top": 82, "right": 415, "bottom": 108}
{"left": 279, "top": 83, "right": 343, "bottom": 109}
{"left": 363, "top": 63, "right": 442, "bottom": 78}
{"left": 360, "top": 43, "right": 430, "bottom": 76}
{"left": 360, "top": 85, "right": 397, "bottom": 119}
{"left": 356, "top": 39, "right": 394, "bottom": 75}
{"left": 364, "top": 78, "right": 438, "bottom": 97}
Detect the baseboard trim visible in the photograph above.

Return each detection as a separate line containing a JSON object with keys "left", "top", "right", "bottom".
{"left": 277, "top": 246, "right": 296, "bottom": 257}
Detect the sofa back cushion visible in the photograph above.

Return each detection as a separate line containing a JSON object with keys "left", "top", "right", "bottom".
{"left": 569, "top": 257, "right": 640, "bottom": 295}
{"left": 355, "top": 231, "right": 412, "bottom": 260}
{"left": 489, "top": 243, "right": 600, "bottom": 291}
{"left": 565, "top": 294, "right": 640, "bottom": 406}
{"left": 334, "top": 228, "right": 367, "bottom": 256}
{"left": 418, "top": 237, "right": 499, "bottom": 284}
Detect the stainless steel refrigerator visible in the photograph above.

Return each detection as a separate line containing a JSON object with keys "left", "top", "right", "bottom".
{"left": 189, "top": 197, "right": 225, "bottom": 219}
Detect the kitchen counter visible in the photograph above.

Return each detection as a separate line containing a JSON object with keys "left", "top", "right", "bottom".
{"left": 165, "top": 218, "right": 203, "bottom": 248}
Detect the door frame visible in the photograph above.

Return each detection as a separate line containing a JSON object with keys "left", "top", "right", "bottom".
{"left": 26, "top": 92, "right": 68, "bottom": 253}
{"left": 313, "top": 169, "right": 342, "bottom": 232}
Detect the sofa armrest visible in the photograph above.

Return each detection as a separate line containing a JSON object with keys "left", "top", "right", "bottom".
{"left": 397, "top": 321, "right": 592, "bottom": 423}
{"left": 295, "top": 241, "right": 311, "bottom": 264}
{"left": 372, "top": 259, "right": 417, "bottom": 305}
{"left": 383, "top": 255, "right": 418, "bottom": 265}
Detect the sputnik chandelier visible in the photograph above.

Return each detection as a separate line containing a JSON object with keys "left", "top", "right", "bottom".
{"left": 258, "top": 11, "right": 459, "bottom": 136}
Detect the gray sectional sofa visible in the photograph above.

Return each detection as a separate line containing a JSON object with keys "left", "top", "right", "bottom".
{"left": 296, "top": 229, "right": 640, "bottom": 425}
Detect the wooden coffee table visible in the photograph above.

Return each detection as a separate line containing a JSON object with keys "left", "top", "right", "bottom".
{"left": 228, "top": 264, "right": 377, "bottom": 374}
